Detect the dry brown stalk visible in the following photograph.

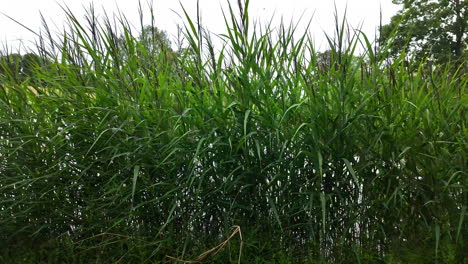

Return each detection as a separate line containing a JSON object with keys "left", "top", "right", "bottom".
{"left": 166, "top": 225, "right": 243, "bottom": 264}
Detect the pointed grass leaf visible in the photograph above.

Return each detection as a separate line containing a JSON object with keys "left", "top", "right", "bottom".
{"left": 343, "top": 158, "right": 359, "bottom": 186}
{"left": 131, "top": 165, "right": 140, "bottom": 211}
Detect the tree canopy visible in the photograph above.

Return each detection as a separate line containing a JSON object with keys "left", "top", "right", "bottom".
{"left": 0, "top": 53, "right": 48, "bottom": 83}
{"left": 139, "top": 25, "right": 172, "bottom": 55}
{"left": 380, "top": 0, "right": 467, "bottom": 65}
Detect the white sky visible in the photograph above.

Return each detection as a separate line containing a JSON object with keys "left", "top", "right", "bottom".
{"left": 0, "top": 0, "right": 401, "bottom": 53}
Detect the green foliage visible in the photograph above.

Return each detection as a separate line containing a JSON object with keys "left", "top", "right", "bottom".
{"left": 139, "top": 26, "right": 172, "bottom": 54}
{"left": 0, "top": 53, "right": 50, "bottom": 85}
{"left": 0, "top": 1, "right": 466, "bottom": 263}
{"left": 380, "top": 0, "right": 467, "bottom": 65}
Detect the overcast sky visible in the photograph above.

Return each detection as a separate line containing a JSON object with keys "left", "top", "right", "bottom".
{"left": 0, "top": 0, "right": 401, "bottom": 52}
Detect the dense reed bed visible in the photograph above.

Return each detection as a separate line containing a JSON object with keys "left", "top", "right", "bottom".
{"left": 0, "top": 1, "right": 466, "bottom": 263}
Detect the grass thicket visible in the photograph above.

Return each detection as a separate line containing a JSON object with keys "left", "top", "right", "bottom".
{"left": 0, "top": 1, "right": 466, "bottom": 263}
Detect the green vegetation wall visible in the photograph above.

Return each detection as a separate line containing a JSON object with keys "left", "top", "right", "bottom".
{"left": 0, "top": 1, "right": 466, "bottom": 263}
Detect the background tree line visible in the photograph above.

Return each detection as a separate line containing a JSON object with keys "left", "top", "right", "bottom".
{"left": 2, "top": 0, "right": 465, "bottom": 81}
{"left": 379, "top": 0, "right": 467, "bottom": 66}
{"left": 0, "top": 53, "right": 48, "bottom": 83}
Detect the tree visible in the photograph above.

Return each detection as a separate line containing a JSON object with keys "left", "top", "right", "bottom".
{"left": 139, "top": 26, "right": 172, "bottom": 55}
{"left": 0, "top": 53, "right": 50, "bottom": 84}
{"left": 0, "top": 54, "right": 22, "bottom": 80}
{"left": 380, "top": 0, "right": 467, "bottom": 65}
{"left": 115, "top": 26, "right": 177, "bottom": 71}
{"left": 20, "top": 53, "right": 43, "bottom": 77}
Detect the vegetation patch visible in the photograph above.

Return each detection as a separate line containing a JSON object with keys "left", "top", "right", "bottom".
{"left": 0, "top": 1, "right": 466, "bottom": 263}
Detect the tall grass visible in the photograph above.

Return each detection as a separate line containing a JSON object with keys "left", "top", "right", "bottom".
{"left": 0, "top": 1, "right": 466, "bottom": 263}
